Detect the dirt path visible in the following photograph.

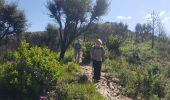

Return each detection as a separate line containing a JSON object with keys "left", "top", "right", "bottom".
{"left": 81, "top": 65, "right": 131, "bottom": 100}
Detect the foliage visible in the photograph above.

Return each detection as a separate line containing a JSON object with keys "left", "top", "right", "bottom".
{"left": 106, "top": 35, "right": 123, "bottom": 57}
{"left": 127, "top": 48, "right": 141, "bottom": 64}
{"left": 87, "top": 22, "right": 129, "bottom": 42}
{"left": 0, "top": 40, "right": 106, "bottom": 99}
{"left": 119, "top": 66, "right": 166, "bottom": 100}
{"left": 24, "top": 31, "right": 60, "bottom": 51}
{"left": 56, "top": 83, "right": 106, "bottom": 100}
{"left": 103, "top": 58, "right": 128, "bottom": 75}
{"left": 164, "top": 64, "right": 170, "bottom": 78}
{"left": 104, "top": 37, "right": 170, "bottom": 100}
{"left": 57, "top": 62, "right": 82, "bottom": 84}
{"left": 45, "top": 61, "right": 105, "bottom": 100}
{"left": 0, "top": 0, "right": 26, "bottom": 40}
{"left": 23, "top": 32, "right": 45, "bottom": 47}
{"left": 141, "top": 66, "right": 166, "bottom": 99}
{"left": 45, "top": 23, "right": 60, "bottom": 51}
{"left": 47, "top": 0, "right": 109, "bottom": 59}
{"left": 82, "top": 41, "right": 94, "bottom": 64}
{"left": 111, "top": 22, "right": 129, "bottom": 37}
{"left": 165, "top": 87, "right": 170, "bottom": 100}
{"left": 63, "top": 48, "right": 75, "bottom": 63}
{"left": 135, "top": 23, "right": 152, "bottom": 42}
{"left": 0, "top": 40, "right": 60, "bottom": 99}
{"left": 121, "top": 40, "right": 160, "bottom": 64}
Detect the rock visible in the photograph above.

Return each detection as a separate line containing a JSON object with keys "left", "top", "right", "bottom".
{"left": 113, "top": 93, "right": 117, "bottom": 96}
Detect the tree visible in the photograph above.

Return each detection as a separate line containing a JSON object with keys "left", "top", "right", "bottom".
{"left": 113, "top": 22, "right": 128, "bottom": 36}
{"left": 0, "top": 0, "right": 26, "bottom": 41}
{"left": 135, "top": 23, "right": 142, "bottom": 42}
{"left": 142, "top": 24, "right": 152, "bottom": 41}
{"left": 87, "top": 22, "right": 129, "bottom": 42}
{"left": 135, "top": 23, "right": 152, "bottom": 42}
{"left": 0, "top": 0, "right": 4, "bottom": 7}
{"left": 47, "top": 0, "right": 109, "bottom": 59}
{"left": 45, "top": 23, "right": 60, "bottom": 51}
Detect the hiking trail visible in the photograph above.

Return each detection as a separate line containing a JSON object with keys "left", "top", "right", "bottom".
{"left": 81, "top": 65, "right": 131, "bottom": 100}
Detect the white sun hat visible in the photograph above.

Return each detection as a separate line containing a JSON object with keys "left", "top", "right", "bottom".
{"left": 97, "top": 39, "right": 103, "bottom": 45}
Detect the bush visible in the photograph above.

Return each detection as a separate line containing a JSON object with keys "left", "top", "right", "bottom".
{"left": 103, "top": 58, "right": 128, "bottom": 76}
{"left": 63, "top": 49, "right": 75, "bottom": 63}
{"left": 165, "top": 88, "right": 170, "bottom": 100}
{"left": 117, "top": 64, "right": 166, "bottom": 100}
{"left": 106, "top": 35, "right": 123, "bottom": 57}
{"left": 0, "top": 41, "right": 60, "bottom": 100}
{"left": 56, "top": 83, "right": 106, "bottom": 100}
{"left": 82, "top": 41, "right": 94, "bottom": 64}
{"left": 127, "top": 49, "right": 141, "bottom": 64}
{"left": 0, "top": 41, "right": 105, "bottom": 100}
{"left": 142, "top": 66, "right": 166, "bottom": 99}
{"left": 57, "top": 62, "right": 82, "bottom": 84}
{"left": 165, "top": 66, "right": 170, "bottom": 78}
{"left": 45, "top": 62, "right": 103, "bottom": 100}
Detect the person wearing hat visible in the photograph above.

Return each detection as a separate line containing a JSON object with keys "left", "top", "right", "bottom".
{"left": 90, "top": 39, "right": 105, "bottom": 83}
{"left": 74, "top": 39, "right": 82, "bottom": 64}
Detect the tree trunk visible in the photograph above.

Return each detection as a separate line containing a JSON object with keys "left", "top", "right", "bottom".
{"left": 59, "top": 49, "right": 66, "bottom": 60}
{"left": 59, "top": 44, "right": 67, "bottom": 60}
{"left": 152, "top": 35, "right": 154, "bottom": 48}
{"left": 16, "top": 33, "right": 21, "bottom": 48}
{"left": 136, "top": 32, "right": 138, "bottom": 43}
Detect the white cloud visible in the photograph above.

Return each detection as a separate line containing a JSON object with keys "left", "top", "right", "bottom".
{"left": 145, "top": 11, "right": 166, "bottom": 20}
{"left": 117, "top": 16, "right": 132, "bottom": 20}
{"left": 162, "top": 17, "right": 170, "bottom": 36}
{"left": 162, "top": 17, "right": 170, "bottom": 23}
{"left": 159, "top": 11, "right": 166, "bottom": 17}
{"left": 160, "top": 11, "right": 170, "bottom": 36}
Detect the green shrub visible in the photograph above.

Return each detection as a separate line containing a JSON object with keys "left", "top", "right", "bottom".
{"left": 57, "top": 62, "right": 82, "bottom": 84}
{"left": 63, "top": 49, "right": 75, "bottom": 63}
{"left": 0, "top": 51, "right": 13, "bottom": 65}
{"left": 56, "top": 83, "right": 106, "bottom": 100}
{"left": 0, "top": 41, "right": 103, "bottom": 100}
{"left": 115, "top": 63, "right": 166, "bottom": 99}
{"left": 127, "top": 49, "right": 141, "bottom": 64}
{"left": 0, "top": 40, "right": 60, "bottom": 99}
{"left": 106, "top": 35, "right": 123, "bottom": 57}
{"left": 103, "top": 58, "right": 128, "bottom": 76}
{"left": 165, "top": 87, "right": 170, "bottom": 100}
{"left": 118, "top": 66, "right": 143, "bottom": 99}
{"left": 141, "top": 66, "right": 166, "bottom": 99}
{"left": 166, "top": 69, "right": 170, "bottom": 78}
{"left": 82, "top": 41, "right": 94, "bottom": 64}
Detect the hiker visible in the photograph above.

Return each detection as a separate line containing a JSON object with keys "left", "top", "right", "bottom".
{"left": 74, "top": 39, "right": 82, "bottom": 64}
{"left": 90, "top": 39, "right": 105, "bottom": 83}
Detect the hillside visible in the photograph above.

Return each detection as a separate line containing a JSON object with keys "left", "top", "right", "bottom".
{"left": 0, "top": 33, "right": 170, "bottom": 99}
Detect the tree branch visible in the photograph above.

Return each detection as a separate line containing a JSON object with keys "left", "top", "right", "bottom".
{"left": 76, "top": 18, "right": 94, "bottom": 37}
{"left": 0, "top": 25, "right": 11, "bottom": 40}
{"left": 54, "top": 10, "right": 63, "bottom": 44}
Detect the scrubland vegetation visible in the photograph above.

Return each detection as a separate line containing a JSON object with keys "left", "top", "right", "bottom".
{"left": 1, "top": 0, "right": 170, "bottom": 100}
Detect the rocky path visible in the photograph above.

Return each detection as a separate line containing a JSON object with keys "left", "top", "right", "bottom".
{"left": 81, "top": 65, "right": 131, "bottom": 100}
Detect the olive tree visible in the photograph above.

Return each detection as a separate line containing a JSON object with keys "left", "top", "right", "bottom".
{"left": 135, "top": 23, "right": 152, "bottom": 42}
{"left": 45, "top": 23, "right": 60, "bottom": 51}
{"left": 47, "top": 0, "right": 109, "bottom": 59}
{"left": 0, "top": 0, "right": 26, "bottom": 41}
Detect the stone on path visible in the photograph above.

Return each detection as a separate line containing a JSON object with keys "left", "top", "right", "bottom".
{"left": 81, "top": 65, "right": 131, "bottom": 100}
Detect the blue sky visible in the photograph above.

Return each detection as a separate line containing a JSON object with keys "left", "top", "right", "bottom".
{"left": 6, "top": 0, "right": 170, "bottom": 36}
